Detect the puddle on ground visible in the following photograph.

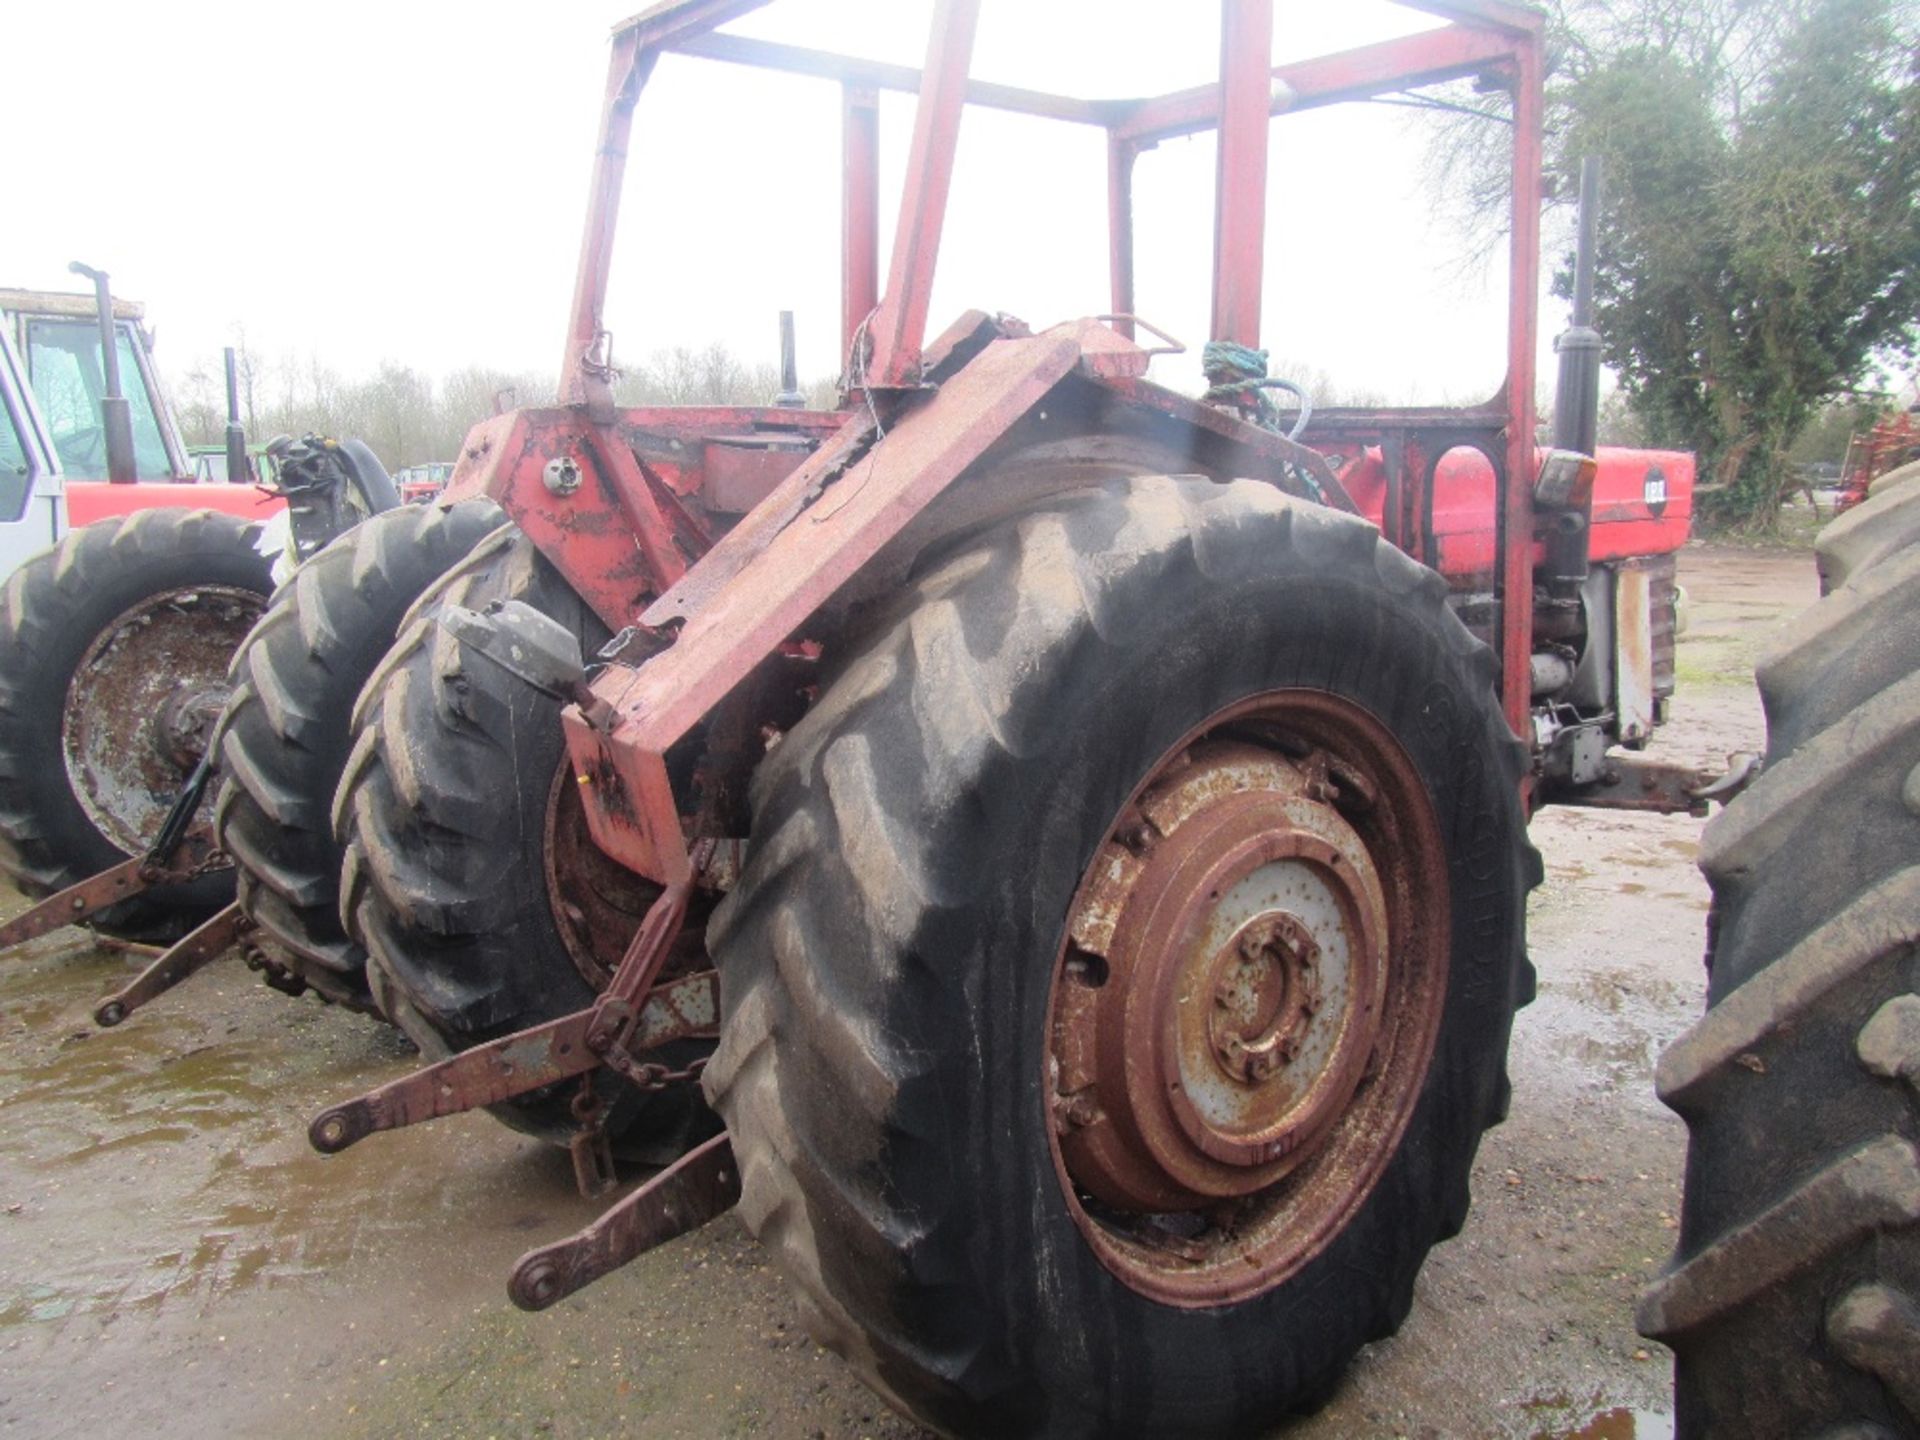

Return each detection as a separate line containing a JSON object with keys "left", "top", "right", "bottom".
{"left": 1531, "top": 1404, "right": 1675, "bottom": 1439}
{"left": 0, "top": 931, "right": 597, "bottom": 1335}
{"left": 1517, "top": 966, "right": 1694, "bottom": 1099}
{"left": 1524, "top": 1390, "right": 1675, "bottom": 1440}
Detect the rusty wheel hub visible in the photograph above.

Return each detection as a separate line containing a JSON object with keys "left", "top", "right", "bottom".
{"left": 1208, "top": 911, "right": 1321, "bottom": 1085}
{"left": 1054, "top": 737, "right": 1389, "bottom": 1209}
{"left": 62, "top": 586, "right": 265, "bottom": 853}
{"left": 157, "top": 682, "right": 228, "bottom": 769}
{"left": 1047, "top": 694, "right": 1448, "bottom": 1305}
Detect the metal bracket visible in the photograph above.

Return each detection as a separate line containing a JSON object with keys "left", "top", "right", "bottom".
{"left": 1544, "top": 751, "right": 1762, "bottom": 818}
{"left": 1, "top": 751, "right": 226, "bottom": 956}
{"left": 568, "top": 1075, "right": 619, "bottom": 1199}
{"left": 308, "top": 964, "right": 719, "bottom": 1154}
{"left": 0, "top": 833, "right": 224, "bottom": 954}
{"left": 508, "top": 1133, "right": 739, "bottom": 1311}
{"left": 93, "top": 902, "right": 252, "bottom": 1026}
{"left": 439, "top": 601, "right": 590, "bottom": 702}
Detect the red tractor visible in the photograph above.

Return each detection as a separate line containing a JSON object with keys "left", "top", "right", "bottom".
{"left": 12, "top": 2, "right": 1916, "bottom": 1436}
{"left": 287, "top": 0, "right": 1716, "bottom": 1430}
{"left": 1835, "top": 409, "right": 1920, "bottom": 514}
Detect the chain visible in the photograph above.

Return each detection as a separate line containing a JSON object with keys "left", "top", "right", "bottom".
{"left": 629, "top": 1057, "right": 708, "bottom": 1093}
{"left": 571, "top": 1072, "right": 609, "bottom": 1127}
{"left": 138, "top": 841, "right": 232, "bottom": 884}
{"left": 189, "top": 846, "right": 233, "bottom": 879}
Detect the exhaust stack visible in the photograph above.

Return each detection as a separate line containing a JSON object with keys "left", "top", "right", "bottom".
{"left": 224, "top": 348, "right": 249, "bottom": 486}
{"left": 774, "top": 311, "right": 805, "bottom": 409}
{"left": 67, "top": 261, "right": 137, "bottom": 484}
{"left": 1552, "top": 157, "right": 1603, "bottom": 459}
{"left": 1542, "top": 158, "right": 1604, "bottom": 596}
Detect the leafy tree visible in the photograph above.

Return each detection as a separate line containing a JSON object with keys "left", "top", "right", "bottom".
{"left": 1429, "top": 0, "right": 1920, "bottom": 529}
{"left": 1573, "top": 0, "right": 1919, "bottom": 525}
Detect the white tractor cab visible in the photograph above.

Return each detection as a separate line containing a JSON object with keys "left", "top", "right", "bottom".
{"left": 0, "top": 284, "right": 192, "bottom": 483}
{"left": 0, "top": 317, "right": 67, "bottom": 583}
{"left": 0, "top": 271, "right": 330, "bottom": 585}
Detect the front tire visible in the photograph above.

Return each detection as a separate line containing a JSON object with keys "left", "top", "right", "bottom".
{"left": 704, "top": 476, "right": 1536, "bottom": 1437}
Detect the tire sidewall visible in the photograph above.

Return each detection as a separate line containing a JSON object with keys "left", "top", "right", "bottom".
{"left": 348, "top": 534, "right": 711, "bottom": 1153}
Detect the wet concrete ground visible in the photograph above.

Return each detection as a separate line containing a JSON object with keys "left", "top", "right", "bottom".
{"left": 0, "top": 544, "right": 1817, "bottom": 1440}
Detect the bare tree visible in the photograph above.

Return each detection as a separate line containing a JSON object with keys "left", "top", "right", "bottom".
{"left": 165, "top": 342, "right": 834, "bottom": 469}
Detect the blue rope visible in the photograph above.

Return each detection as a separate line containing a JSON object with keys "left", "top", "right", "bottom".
{"left": 1200, "top": 340, "right": 1272, "bottom": 404}
{"left": 1200, "top": 341, "right": 1324, "bottom": 502}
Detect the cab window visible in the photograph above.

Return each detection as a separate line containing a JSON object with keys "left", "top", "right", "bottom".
{"left": 24, "top": 319, "right": 171, "bottom": 479}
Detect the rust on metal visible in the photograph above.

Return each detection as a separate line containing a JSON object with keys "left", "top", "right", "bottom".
{"left": 62, "top": 586, "right": 263, "bottom": 856}
{"left": 668, "top": 30, "right": 1121, "bottom": 128}
{"left": 1111, "top": 23, "right": 1525, "bottom": 148}
{"left": 1210, "top": 0, "right": 1273, "bottom": 348}
{"left": 699, "top": 439, "right": 816, "bottom": 515}
{"left": 508, "top": 1133, "right": 740, "bottom": 1311}
{"left": 636, "top": 309, "right": 1003, "bottom": 633}
{"left": 308, "top": 967, "right": 720, "bottom": 1154}
{"left": 442, "top": 405, "right": 842, "bottom": 635}
{"left": 860, "top": 0, "right": 982, "bottom": 388}
{"left": 0, "top": 832, "right": 223, "bottom": 952}
{"left": 1106, "top": 137, "right": 1138, "bottom": 331}
{"left": 1046, "top": 692, "right": 1449, "bottom": 1307}
{"left": 841, "top": 82, "right": 881, "bottom": 361}
{"left": 1056, "top": 740, "right": 1389, "bottom": 1209}
{"left": 93, "top": 901, "right": 252, "bottom": 1027}
{"left": 464, "top": 0, "right": 1557, "bottom": 882}
{"left": 1612, "top": 559, "right": 1657, "bottom": 743}
{"left": 544, "top": 762, "right": 664, "bottom": 989}
{"left": 579, "top": 877, "right": 694, "bottom": 1076}
{"left": 1499, "top": 33, "right": 1545, "bottom": 742}
{"left": 565, "top": 323, "right": 1089, "bottom": 881}
{"left": 1556, "top": 754, "right": 1760, "bottom": 817}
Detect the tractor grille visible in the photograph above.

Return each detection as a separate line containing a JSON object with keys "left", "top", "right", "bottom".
{"left": 1646, "top": 553, "right": 1678, "bottom": 700}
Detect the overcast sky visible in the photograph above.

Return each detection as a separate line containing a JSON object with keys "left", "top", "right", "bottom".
{"left": 3, "top": 1, "right": 1567, "bottom": 406}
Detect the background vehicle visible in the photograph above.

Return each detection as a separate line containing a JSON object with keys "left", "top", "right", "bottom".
{"left": 189, "top": 443, "right": 277, "bottom": 486}
{"left": 0, "top": 278, "right": 269, "bottom": 533}
{"left": 1836, "top": 410, "right": 1920, "bottom": 513}
{"left": 0, "top": 273, "right": 393, "bottom": 949}
{"left": 392, "top": 460, "right": 455, "bottom": 502}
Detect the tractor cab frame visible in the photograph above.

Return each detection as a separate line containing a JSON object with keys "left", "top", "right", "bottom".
{"left": 439, "top": 0, "right": 1599, "bottom": 896}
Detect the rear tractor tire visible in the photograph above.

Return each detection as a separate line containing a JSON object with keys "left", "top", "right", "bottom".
{"left": 703, "top": 476, "right": 1538, "bottom": 1438}
{"left": 214, "top": 500, "right": 503, "bottom": 1006}
{"left": 1640, "top": 481, "right": 1920, "bottom": 1439}
{"left": 0, "top": 509, "right": 273, "bottom": 938}
{"left": 335, "top": 526, "right": 714, "bottom": 1158}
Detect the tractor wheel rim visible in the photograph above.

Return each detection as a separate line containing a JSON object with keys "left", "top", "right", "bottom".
{"left": 1045, "top": 690, "right": 1450, "bottom": 1307}
{"left": 62, "top": 585, "right": 264, "bottom": 855}
{"left": 544, "top": 761, "right": 661, "bottom": 990}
